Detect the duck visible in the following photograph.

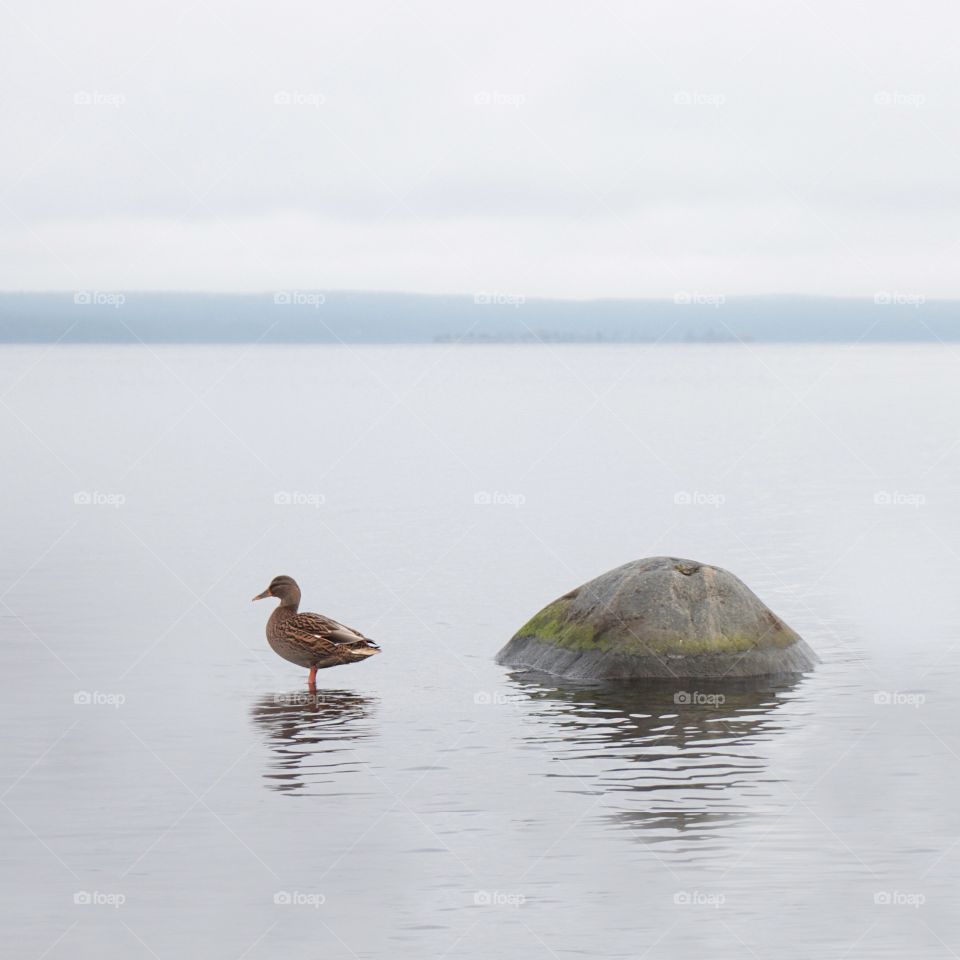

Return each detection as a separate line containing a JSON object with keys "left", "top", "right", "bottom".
{"left": 252, "top": 575, "right": 380, "bottom": 688}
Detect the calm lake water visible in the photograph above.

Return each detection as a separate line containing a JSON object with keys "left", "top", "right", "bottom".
{"left": 2, "top": 343, "right": 959, "bottom": 958}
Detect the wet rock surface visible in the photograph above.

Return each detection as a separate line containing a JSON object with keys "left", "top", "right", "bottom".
{"left": 497, "top": 556, "right": 818, "bottom": 679}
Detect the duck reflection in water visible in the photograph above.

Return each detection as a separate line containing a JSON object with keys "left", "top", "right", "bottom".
{"left": 508, "top": 671, "right": 804, "bottom": 845}
{"left": 250, "top": 689, "right": 377, "bottom": 796}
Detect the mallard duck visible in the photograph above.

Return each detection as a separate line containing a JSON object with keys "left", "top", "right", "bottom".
{"left": 252, "top": 575, "right": 380, "bottom": 688}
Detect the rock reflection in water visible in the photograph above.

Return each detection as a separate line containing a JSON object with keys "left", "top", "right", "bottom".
{"left": 508, "top": 672, "right": 802, "bottom": 849}
{"left": 250, "top": 689, "right": 377, "bottom": 796}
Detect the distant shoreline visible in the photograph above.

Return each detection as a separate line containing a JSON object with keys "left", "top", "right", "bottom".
{"left": 0, "top": 291, "right": 955, "bottom": 344}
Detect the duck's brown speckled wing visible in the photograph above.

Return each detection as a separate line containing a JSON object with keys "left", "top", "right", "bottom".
{"left": 288, "top": 611, "right": 373, "bottom": 647}
{"left": 282, "top": 625, "right": 342, "bottom": 660}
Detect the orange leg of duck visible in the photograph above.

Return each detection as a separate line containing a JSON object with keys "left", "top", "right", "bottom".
{"left": 307, "top": 665, "right": 318, "bottom": 691}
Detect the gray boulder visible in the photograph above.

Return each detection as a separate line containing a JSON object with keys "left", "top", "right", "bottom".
{"left": 497, "top": 556, "right": 817, "bottom": 680}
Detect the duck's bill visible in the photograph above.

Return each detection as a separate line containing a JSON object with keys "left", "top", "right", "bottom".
{"left": 251, "top": 589, "right": 271, "bottom": 601}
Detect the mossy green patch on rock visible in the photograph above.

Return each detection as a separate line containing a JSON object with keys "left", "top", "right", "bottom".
{"left": 515, "top": 598, "right": 601, "bottom": 650}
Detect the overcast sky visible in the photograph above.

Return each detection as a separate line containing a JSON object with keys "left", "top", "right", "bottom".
{"left": 1, "top": 0, "right": 958, "bottom": 297}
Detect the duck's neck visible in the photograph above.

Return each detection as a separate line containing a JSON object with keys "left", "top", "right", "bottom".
{"left": 280, "top": 586, "right": 301, "bottom": 611}
{"left": 270, "top": 597, "right": 300, "bottom": 625}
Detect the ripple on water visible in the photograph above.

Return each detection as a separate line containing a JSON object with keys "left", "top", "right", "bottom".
{"left": 505, "top": 671, "right": 803, "bottom": 856}
{"left": 249, "top": 690, "right": 378, "bottom": 796}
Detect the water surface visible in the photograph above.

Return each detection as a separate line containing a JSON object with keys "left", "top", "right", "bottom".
{"left": 2, "top": 343, "right": 958, "bottom": 957}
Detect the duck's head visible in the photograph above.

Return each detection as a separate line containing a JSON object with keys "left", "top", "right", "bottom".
{"left": 252, "top": 575, "right": 301, "bottom": 608}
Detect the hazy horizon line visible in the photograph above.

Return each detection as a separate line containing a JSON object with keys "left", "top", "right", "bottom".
{"left": 0, "top": 290, "right": 952, "bottom": 303}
